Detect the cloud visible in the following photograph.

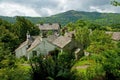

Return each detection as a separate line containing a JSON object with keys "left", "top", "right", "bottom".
{"left": 0, "top": 2, "right": 40, "bottom": 17}
{"left": 90, "top": 6, "right": 115, "bottom": 13}
{"left": 0, "top": 0, "right": 120, "bottom": 17}
{"left": 89, "top": 5, "right": 120, "bottom": 13}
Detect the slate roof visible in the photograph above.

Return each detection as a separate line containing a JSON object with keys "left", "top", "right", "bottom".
{"left": 112, "top": 32, "right": 120, "bottom": 41}
{"left": 47, "top": 35, "right": 58, "bottom": 42}
{"left": 37, "top": 23, "right": 60, "bottom": 30}
{"left": 64, "top": 31, "right": 75, "bottom": 38}
{"left": 106, "top": 32, "right": 120, "bottom": 41}
{"left": 15, "top": 31, "right": 75, "bottom": 53}
{"left": 52, "top": 36, "right": 72, "bottom": 48}
{"left": 27, "top": 36, "right": 42, "bottom": 52}
{"left": 15, "top": 36, "right": 42, "bottom": 52}
{"left": 15, "top": 41, "right": 28, "bottom": 51}
{"left": 51, "top": 31, "right": 75, "bottom": 48}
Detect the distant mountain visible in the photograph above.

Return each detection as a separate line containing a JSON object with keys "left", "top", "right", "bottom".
{"left": 0, "top": 10, "right": 120, "bottom": 26}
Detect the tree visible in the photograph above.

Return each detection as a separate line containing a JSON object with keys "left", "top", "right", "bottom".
{"left": 101, "top": 49, "right": 120, "bottom": 80}
{"left": 0, "top": 21, "right": 19, "bottom": 52}
{"left": 0, "top": 46, "right": 30, "bottom": 80}
{"left": 75, "top": 27, "right": 90, "bottom": 50}
{"left": 86, "top": 30, "right": 114, "bottom": 54}
{"left": 111, "top": 0, "right": 120, "bottom": 6}
{"left": 65, "top": 22, "right": 75, "bottom": 31}
{"left": 30, "top": 51, "right": 75, "bottom": 80}
{"left": 88, "top": 23, "right": 102, "bottom": 30}
{"left": 75, "top": 20, "right": 89, "bottom": 28}
{"left": 14, "top": 16, "right": 39, "bottom": 42}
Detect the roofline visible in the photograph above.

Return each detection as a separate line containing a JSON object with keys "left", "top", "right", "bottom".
{"left": 15, "top": 41, "right": 28, "bottom": 51}
{"left": 27, "top": 42, "right": 41, "bottom": 52}
{"left": 52, "top": 39, "right": 71, "bottom": 49}
{"left": 46, "top": 39, "right": 62, "bottom": 48}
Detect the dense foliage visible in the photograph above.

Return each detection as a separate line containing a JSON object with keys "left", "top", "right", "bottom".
{"left": 0, "top": 17, "right": 39, "bottom": 80}
{"left": 0, "top": 14, "right": 120, "bottom": 80}
{"left": 65, "top": 20, "right": 120, "bottom": 80}
{"left": 30, "top": 51, "right": 75, "bottom": 80}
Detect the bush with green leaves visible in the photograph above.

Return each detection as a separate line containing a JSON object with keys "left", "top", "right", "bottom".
{"left": 30, "top": 51, "right": 76, "bottom": 80}
{"left": 101, "top": 49, "right": 120, "bottom": 80}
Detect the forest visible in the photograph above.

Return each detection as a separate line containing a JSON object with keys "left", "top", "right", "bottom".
{"left": 0, "top": 10, "right": 120, "bottom": 27}
{"left": 0, "top": 15, "right": 120, "bottom": 80}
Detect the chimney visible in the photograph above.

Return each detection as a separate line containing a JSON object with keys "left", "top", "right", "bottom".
{"left": 26, "top": 31, "right": 33, "bottom": 47}
{"left": 26, "top": 31, "right": 30, "bottom": 41}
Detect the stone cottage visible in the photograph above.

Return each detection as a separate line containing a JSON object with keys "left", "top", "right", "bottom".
{"left": 15, "top": 33, "right": 56, "bottom": 60}
{"left": 36, "top": 23, "right": 61, "bottom": 37}
{"left": 15, "top": 30, "right": 78, "bottom": 59}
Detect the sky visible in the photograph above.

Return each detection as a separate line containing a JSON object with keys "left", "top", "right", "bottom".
{"left": 0, "top": 0, "right": 120, "bottom": 17}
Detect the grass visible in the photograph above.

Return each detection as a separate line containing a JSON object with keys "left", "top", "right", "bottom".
{"left": 74, "top": 59, "right": 95, "bottom": 67}
{"left": 71, "top": 58, "right": 96, "bottom": 76}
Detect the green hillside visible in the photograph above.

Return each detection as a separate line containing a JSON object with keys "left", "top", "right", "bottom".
{"left": 0, "top": 10, "right": 120, "bottom": 26}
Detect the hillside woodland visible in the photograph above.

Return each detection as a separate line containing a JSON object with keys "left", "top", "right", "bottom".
{"left": 0, "top": 12, "right": 120, "bottom": 80}
{"left": 0, "top": 10, "right": 120, "bottom": 27}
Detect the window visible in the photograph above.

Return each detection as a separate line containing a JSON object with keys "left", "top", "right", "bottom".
{"left": 32, "top": 51, "right": 37, "bottom": 57}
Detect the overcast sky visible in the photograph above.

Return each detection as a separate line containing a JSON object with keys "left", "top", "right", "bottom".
{"left": 0, "top": 0, "right": 120, "bottom": 17}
